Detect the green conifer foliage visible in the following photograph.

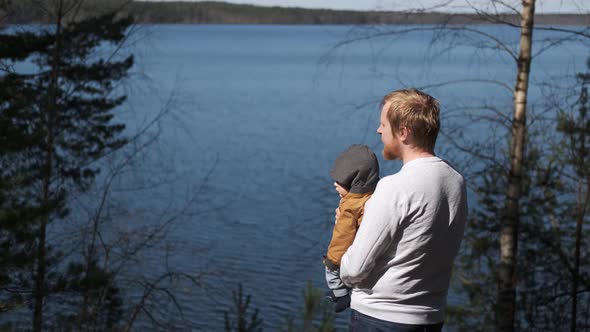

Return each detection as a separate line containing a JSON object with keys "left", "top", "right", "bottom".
{"left": 224, "top": 283, "right": 263, "bottom": 332}
{"left": 0, "top": 3, "right": 133, "bottom": 329}
{"left": 449, "top": 58, "right": 590, "bottom": 331}
{"left": 555, "top": 57, "right": 590, "bottom": 332}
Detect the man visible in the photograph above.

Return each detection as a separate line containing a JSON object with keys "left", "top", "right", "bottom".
{"left": 340, "top": 89, "right": 467, "bottom": 331}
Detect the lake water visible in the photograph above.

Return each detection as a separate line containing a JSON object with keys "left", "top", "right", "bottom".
{"left": 118, "top": 24, "right": 588, "bottom": 331}
{"left": 8, "top": 24, "right": 587, "bottom": 331}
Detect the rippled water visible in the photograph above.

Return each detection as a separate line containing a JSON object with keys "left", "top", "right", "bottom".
{"left": 70, "top": 24, "right": 590, "bottom": 330}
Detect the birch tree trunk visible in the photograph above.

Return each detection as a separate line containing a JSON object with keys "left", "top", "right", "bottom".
{"left": 496, "top": 1, "right": 535, "bottom": 331}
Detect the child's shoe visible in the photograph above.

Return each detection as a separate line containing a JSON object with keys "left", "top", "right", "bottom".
{"left": 324, "top": 290, "right": 337, "bottom": 302}
{"left": 334, "top": 293, "right": 351, "bottom": 313}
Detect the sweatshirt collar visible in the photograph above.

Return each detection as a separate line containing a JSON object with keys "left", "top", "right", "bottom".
{"left": 401, "top": 156, "right": 441, "bottom": 170}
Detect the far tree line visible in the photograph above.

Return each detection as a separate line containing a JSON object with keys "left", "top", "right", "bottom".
{"left": 1, "top": 0, "right": 589, "bottom": 26}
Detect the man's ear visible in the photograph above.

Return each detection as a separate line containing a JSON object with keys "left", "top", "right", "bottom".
{"left": 398, "top": 126, "right": 410, "bottom": 142}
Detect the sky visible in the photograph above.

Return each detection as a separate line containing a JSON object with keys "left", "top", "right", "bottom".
{"left": 140, "top": 0, "right": 588, "bottom": 13}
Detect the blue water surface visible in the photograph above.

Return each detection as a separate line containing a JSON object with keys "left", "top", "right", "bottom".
{"left": 116, "top": 24, "right": 588, "bottom": 331}
{"left": 6, "top": 23, "right": 586, "bottom": 331}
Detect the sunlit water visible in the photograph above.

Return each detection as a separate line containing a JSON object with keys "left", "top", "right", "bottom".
{"left": 5, "top": 24, "right": 588, "bottom": 331}
{"left": 114, "top": 24, "right": 590, "bottom": 331}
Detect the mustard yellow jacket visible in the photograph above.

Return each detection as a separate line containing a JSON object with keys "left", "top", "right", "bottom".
{"left": 324, "top": 192, "right": 372, "bottom": 271}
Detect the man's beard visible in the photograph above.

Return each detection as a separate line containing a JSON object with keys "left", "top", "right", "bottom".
{"left": 383, "top": 148, "right": 395, "bottom": 160}
{"left": 382, "top": 143, "right": 401, "bottom": 161}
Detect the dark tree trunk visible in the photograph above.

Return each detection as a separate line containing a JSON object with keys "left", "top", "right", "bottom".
{"left": 32, "top": 2, "right": 63, "bottom": 330}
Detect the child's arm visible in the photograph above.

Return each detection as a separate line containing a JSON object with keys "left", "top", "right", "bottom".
{"left": 324, "top": 197, "right": 361, "bottom": 270}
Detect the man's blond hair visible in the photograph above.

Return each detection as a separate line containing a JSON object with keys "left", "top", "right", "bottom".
{"left": 382, "top": 89, "right": 440, "bottom": 152}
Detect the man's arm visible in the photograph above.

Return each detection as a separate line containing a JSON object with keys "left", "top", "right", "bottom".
{"left": 340, "top": 179, "right": 405, "bottom": 286}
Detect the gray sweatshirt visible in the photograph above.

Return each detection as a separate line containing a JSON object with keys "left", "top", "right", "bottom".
{"left": 340, "top": 156, "right": 467, "bottom": 325}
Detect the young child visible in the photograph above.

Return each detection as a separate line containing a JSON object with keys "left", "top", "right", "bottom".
{"left": 323, "top": 144, "right": 379, "bottom": 312}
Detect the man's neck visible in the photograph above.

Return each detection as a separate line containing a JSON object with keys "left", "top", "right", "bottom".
{"left": 401, "top": 149, "right": 435, "bottom": 165}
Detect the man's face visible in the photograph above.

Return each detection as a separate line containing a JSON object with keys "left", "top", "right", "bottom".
{"left": 377, "top": 103, "right": 401, "bottom": 160}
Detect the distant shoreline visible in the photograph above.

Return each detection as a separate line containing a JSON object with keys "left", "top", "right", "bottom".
{"left": 3, "top": 1, "right": 589, "bottom": 25}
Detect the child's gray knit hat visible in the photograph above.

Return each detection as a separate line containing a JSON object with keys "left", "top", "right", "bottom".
{"left": 330, "top": 144, "right": 379, "bottom": 194}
